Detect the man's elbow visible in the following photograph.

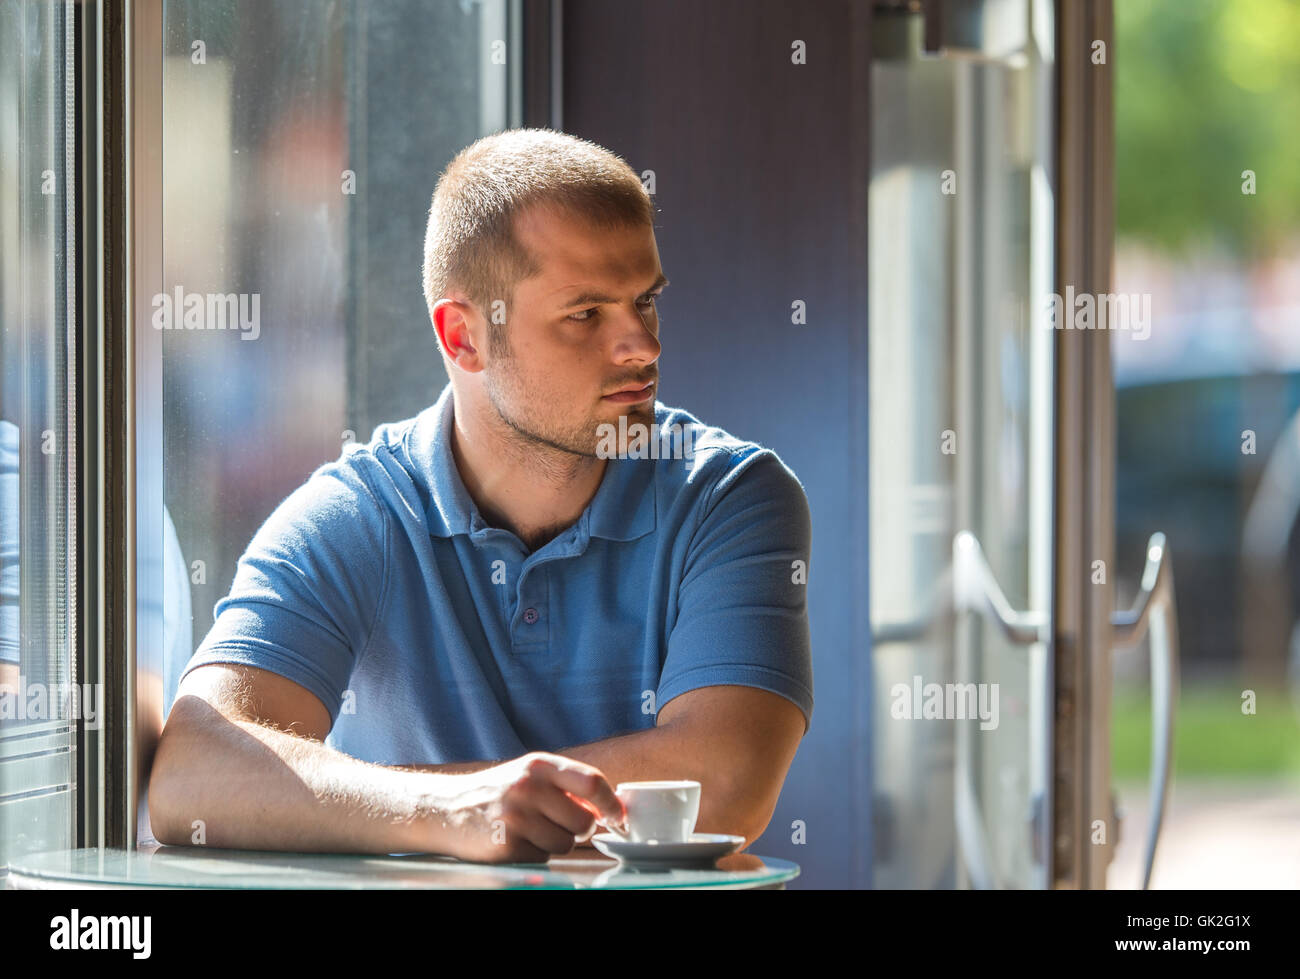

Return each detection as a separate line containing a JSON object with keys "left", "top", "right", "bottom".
{"left": 147, "top": 778, "right": 187, "bottom": 846}
{"left": 709, "top": 749, "right": 801, "bottom": 844}
{"left": 148, "top": 707, "right": 212, "bottom": 846}
{"left": 149, "top": 803, "right": 194, "bottom": 847}
{"left": 656, "top": 687, "right": 806, "bottom": 844}
{"left": 736, "top": 792, "right": 782, "bottom": 846}
{"left": 695, "top": 774, "right": 782, "bottom": 845}
{"left": 147, "top": 748, "right": 192, "bottom": 846}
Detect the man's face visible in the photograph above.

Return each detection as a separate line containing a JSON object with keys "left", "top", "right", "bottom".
{"left": 478, "top": 204, "right": 666, "bottom": 458}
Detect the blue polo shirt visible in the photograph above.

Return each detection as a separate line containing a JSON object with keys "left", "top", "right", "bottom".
{"left": 181, "top": 382, "right": 813, "bottom": 765}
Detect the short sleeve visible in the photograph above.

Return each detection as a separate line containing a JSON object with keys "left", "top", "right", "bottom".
{"left": 180, "top": 455, "right": 389, "bottom": 727}
{"left": 656, "top": 450, "right": 814, "bottom": 734}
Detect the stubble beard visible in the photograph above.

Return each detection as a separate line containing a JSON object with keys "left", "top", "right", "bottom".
{"left": 483, "top": 326, "right": 656, "bottom": 464}
{"left": 481, "top": 353, "right": 607, "bottom": 465}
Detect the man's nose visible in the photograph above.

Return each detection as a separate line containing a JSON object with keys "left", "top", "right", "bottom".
{"left": 610, "top": 303, "right": 661, "bottom": 363}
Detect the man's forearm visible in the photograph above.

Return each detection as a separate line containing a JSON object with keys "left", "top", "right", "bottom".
{"left": 557, "top": 725, "right": 763, "bottom": 840}
{"left": 390, "top": 723, "right": 760, "bottom": 842}
{"left": 151, "top": 703, "right": 460, "bottom": 855}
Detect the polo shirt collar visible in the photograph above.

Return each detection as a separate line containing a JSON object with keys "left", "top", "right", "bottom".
{"left": 409, "top": 383, "right": 656, "bottom": 545}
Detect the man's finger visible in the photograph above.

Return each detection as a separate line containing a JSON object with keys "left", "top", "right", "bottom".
{"left": 532, "top": 783, "right": 601, "bottom": 837}
{"left": 542, "top": 760, "right": 626, "bottom": 828}
{"left": 507, "top": 806, "right": 581, "bottom": 855}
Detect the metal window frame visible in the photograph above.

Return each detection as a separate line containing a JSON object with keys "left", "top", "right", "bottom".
{"left": 78, "top": 0, "right": 163, "bottom": 851}
{"left": 1052, "top": 0, "right": 1115, "bottom": 890}
{"left": 516, "top": 0, "right": 563, "bottom": 129}
{"left": 76, "top": 0, "right": 126, "bottom": 851}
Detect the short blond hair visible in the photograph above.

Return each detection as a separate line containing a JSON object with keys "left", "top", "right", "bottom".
{"left": 422, "top": 128, "right": 654, "bottom": 341}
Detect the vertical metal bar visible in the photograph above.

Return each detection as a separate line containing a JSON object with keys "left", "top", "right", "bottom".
{"left": 1052, "top": 0, "right": 1115, "bottom": 889}
{"left": 521, "top": 0, "right": 556, "bottom": 129}
{"left": 1052, "top": 0, "right": 1085, "bottom": 892}
{"left": 507, "top": 0, "right": 523, "bottom": 129}
{"left": 81, "top": 0, "right": 133, "bottom": 851}
{"left": 129, "top": 0, "right": 164, "bottom": 849}
{"left": 79, "top": 0, "right": 162, "bottom": 851}
{"left": 61, "top": 0, "right": 80, "bottom": 856}
{"left": 550, "top": 0, "right": 563, "bottom": 131}
{"left": 1082, "top": 0, "right": 1116, "bottom": 891}
{"left": 76, "top": 0, "right": 102, "bottom": 851}
{"left": 75, "top": 0, "right": 96, "bottom": 852}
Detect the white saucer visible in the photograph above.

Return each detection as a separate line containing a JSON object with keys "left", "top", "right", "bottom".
{"left": 590, "top": 833, "right": 746, "bottom": 867}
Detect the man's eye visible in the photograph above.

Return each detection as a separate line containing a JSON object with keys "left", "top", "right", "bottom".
{"left": 567, "top": 296, "right": 658, "bottom": 322}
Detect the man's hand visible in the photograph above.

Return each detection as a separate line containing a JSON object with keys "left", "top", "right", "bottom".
{"left": 427, "top": 752, "right": 627, "bottom": 864}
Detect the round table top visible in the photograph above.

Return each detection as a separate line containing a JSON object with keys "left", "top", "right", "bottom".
{"left": 7, "top": 846, "right": 799, "bottom": 890}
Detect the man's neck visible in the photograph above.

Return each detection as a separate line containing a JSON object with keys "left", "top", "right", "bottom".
{"left": 449, "top": 394, "right": 607, "bottom": 552}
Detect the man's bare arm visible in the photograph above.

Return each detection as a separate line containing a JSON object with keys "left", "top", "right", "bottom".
{"left": 569, "top": 686, "right": 804, "bottom": 843}
{"left": 391, "top": 685, "right": 806, "bottom": 846}
{"left": 152, "top": 692, "right": 443, "bottom": 853}
{"left": 149, "top": 664, "right": 624, "bottom": 861}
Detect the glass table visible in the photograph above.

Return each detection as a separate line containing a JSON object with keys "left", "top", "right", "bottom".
{"left": 6, "top": 846, "right": 799, "bottom": 890}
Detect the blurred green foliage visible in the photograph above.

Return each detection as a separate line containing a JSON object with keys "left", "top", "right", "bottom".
{"left": 1113, "top": 683, "right": 1300, "bottom": 777}
{"left": 1115, "top": 0, "right": 1300, "bottom": 256}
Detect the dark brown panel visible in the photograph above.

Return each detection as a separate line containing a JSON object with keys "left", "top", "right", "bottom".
{"left": 563, "top": 0, "right": 872, "bottom": 888}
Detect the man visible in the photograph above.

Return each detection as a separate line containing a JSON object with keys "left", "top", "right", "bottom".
{"left": 150, "top": 128, "right": 813, "bottom": 863}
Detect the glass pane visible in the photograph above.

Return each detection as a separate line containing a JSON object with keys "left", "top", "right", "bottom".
{"left": 869, "top": 0, "right": 1055, "bottom": 888}
{"left": 157, "top": 0, "right": 510, "bottom": 720}
{"left": 0, "top": 0, "right": 78, "bottom": 875}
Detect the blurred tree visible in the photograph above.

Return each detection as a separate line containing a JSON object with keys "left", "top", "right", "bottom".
{"left": 1115, "top": 0, "right": 1300, "bottom": 257}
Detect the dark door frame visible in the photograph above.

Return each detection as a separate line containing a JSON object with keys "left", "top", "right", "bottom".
{"left": 1053, "top": 0, "right": 1116, "bottom": 890}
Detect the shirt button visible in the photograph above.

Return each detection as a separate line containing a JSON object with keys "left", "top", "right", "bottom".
{"left": 523, "top": 606, "right": 539, "bottom": 624}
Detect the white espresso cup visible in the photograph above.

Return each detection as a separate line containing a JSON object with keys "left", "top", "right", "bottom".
{"left": 602, "top": 780, "right": 701, "bottom": 843}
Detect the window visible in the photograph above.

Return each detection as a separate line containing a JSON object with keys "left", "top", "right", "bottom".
{"left": 157, "top": 0, "right": 512, "bottom": 719}
{"left": 0, "top": 0, "right": 79, "bottom": 875}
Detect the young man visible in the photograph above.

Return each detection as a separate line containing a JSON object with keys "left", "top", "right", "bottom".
{"left": 150, "top": 128, "right": 813, "bottom": 863}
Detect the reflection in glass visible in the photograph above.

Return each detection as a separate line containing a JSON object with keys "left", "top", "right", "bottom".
{"left": 160, "top": 0, "right": 510, "bottom": 711}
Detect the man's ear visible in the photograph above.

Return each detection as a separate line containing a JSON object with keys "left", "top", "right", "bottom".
{"left": 433, "top": 298, "right": 485, "bottom": 372}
